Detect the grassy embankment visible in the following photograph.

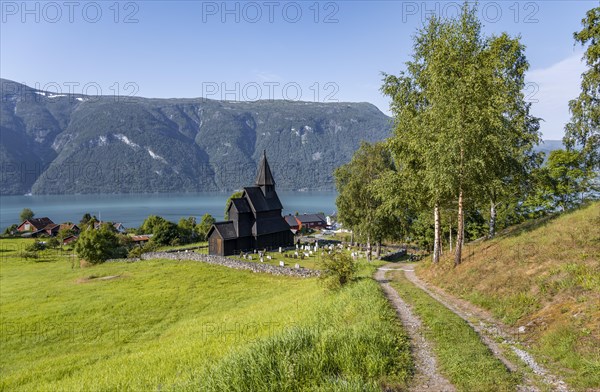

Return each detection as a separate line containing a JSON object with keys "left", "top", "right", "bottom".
{"left": 418, "top": 202, "right": 600, "bottom": 390}
{"left": 0, "top": 238, "right": 412, "bottom": 391}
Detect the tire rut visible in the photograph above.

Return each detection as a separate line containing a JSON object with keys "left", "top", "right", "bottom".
{"left": 393, "top": 265, "right": 570, "bottom": 392}
{"left": 375, "top": 267, "right": 455, "bottom": 392}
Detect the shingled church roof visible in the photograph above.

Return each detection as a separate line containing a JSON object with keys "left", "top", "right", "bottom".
{"left": 243, "top": 186, "right": 283, "bottom": 212}
{"left": 210, "top": 221, "right": 238, "bottom": 239}
{"left": 231, "top": 198, "right": 251, "bottom": 213}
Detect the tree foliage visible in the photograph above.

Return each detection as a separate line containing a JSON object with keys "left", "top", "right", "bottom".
{"left": 565, "top": 6, "right": 600, "bottom": 170}
{"left": 74, "top": 226, "right": 125, "bottom": 264}
{"left": 178, "top": 216, "right": 198, "bottom": 243}
{"left": 152, "top": 221, "right": 180, "bottom": 246}
{"left": 19, "top": 208, "right": 34, "bottom": 222}
{"left": 139, "top": 215, "right": 168, "bottom": 235}
{"left": 381, "top": 3, "right": 540, "bottom": 264}
{"left": 197, "top": 213, "right": 216, "bottom": 241}
{"left": 539, "top": 150, "right": 592, "bottom": 211}
{"left": 334, "top": 142, "right": 399, "bottom": 259}
{"left": 319, "top": 251, "right": 358, "bottom": 290}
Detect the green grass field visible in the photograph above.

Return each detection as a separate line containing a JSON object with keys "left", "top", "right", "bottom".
{"left": 0, "top": 238, "right": 412, "bottom": 391}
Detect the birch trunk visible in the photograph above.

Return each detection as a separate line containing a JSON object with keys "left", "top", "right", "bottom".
{"left": 449, "top": 221, "right": 452, "bottom": 253}
{"left": 433, "top": 203, "right": 441, "bottom": 263}
{"left": 455, "top": 189, "right": 464, "bottom": 266}
{"left": 489, "top": 199, "right": 497, "bottom": 238}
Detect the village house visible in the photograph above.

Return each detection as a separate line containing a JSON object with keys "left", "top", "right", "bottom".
{"left": 62, "top": 235, "right": 78, "bottom": 246}
{"left": 17, "top": 217, "right": 54, "bottom": 233}
{"left": 292, "top": 213, "right": 327, "bottom": 230}
{"left": 207, "top": 151, "right": 294, "bottom": 256}
{"left": 60, "top": 223, "right": 80, "bottom": 234}
{"left": 93, "top": 222, "right": 126, "bottom": 233}
{"left": 131, "top": 234, "right": 152, "bottom": 246}
{"left": 284, "top": 215, "right": 300, "bottom": 232}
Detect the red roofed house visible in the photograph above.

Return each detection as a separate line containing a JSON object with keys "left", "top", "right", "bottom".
{"left": 17, "top": 217, "right": 54, "bottom": 233}
{"left": 62, "top": 235, "right": 79, "bottom": 246}
{"left": 286, "top": 214, "right": 327, "bottom": 230}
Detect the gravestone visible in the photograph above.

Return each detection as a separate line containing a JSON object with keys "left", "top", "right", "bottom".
{"left": 279, "top": 261, "right": 285, "bottom": 267}
{"left": 295, "top": 263, "right": 300, "bottom": 269}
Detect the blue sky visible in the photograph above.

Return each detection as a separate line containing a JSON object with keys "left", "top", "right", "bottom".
{"left": 1, "top": 0, "right": 597, "bottom": 140}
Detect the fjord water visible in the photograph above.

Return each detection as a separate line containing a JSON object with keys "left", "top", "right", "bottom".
{"left": 0, "top": 191, "right": 337, "bottom": 230}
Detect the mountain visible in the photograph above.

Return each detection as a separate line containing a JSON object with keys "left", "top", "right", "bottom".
{"left": 534, "top": 139, "right": 565, "bottom": 161}
{"left": 0, "top": 79, "right": 392, "bottom": 195}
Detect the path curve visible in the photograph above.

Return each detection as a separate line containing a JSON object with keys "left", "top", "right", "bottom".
{"left": 398, "top": 266, "right": 570, "bottom": 392}
{"left": 374, "top": 268, "right": 455, "bottom": 392}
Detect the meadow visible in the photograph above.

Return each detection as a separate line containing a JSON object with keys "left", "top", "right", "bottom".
{"left": 0, "top": 238, "right": 412, "bottom": 391}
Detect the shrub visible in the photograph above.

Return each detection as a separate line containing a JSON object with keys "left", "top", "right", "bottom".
{"left": 19, "top": 251, "right": 39, "bottom": 260}
{"left": 25, "top": 242, "right": 46, "bottom": 252}
{"left": 128, "top": 242, "right": 157, "bottom": 258}
{"left": 74, "top": 227, "right": 124, "bottom": 264}
{"left": 319, "top": 251, "right": 358, "bottom": 290}
{"left": 152, "top": 221, "right": 180, "bottom": 246}
{"left": 47, "top": 237, "right": 60, "bottom": 249}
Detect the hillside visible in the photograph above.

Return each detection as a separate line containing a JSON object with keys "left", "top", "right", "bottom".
{"left": 0, "top": 79, "right": 392, "bottom": 195}
{"left": 417, "top": 202, "right": 600, "bottom": 390}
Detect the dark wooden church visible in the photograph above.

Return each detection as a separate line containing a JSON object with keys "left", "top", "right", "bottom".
{"left": 207, "top": 151, "right": 294, "bottom": 256}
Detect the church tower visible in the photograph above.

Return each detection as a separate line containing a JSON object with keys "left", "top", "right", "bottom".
{"left": 255, "top": 150, "right": 275, "bottom": 198}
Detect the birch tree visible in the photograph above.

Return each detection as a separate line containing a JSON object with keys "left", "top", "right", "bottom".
{"left": 383, "top": 3, "right": 539, "bottom": 265}
{"left": 565, "top": 6, "right": 600, "bottom": 170}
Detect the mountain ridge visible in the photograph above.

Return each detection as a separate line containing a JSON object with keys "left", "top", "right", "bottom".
{"left": 1, "top": 78, "right": 392, "bottom": 195}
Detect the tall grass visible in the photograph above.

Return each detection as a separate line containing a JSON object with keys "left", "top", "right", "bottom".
{"left": 171, "top": 279, "right": 412, "bottom": 391}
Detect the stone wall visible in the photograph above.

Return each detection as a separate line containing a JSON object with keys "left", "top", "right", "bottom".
{"left": 139, "top": 251, "right": 320, "bottom": 278}
{"left": 379, "top": 248, "right": 407, "bottom": 261}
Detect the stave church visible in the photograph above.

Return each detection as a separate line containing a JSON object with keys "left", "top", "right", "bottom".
{"left": 207, "top": 151, "right": 294, "bottom": 256}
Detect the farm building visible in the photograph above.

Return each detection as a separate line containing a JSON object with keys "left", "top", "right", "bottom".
{"left": 208, "top": 151, "right": 294, "bottom": 256}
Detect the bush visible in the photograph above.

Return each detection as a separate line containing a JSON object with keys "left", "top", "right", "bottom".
{"left": 152, "top": 221, "right": 180, "bottom": 246}
{"left": 319, "top": 251, "right": 358, "bottom": 290}
{"left": 19, "top": 251, "right": 39, "bottom": 260}
{"left": 128, "top": 241, "right": 158, "bottom": 258}
{"left": 74, "top": 227, "right": 124, "bottom": 264}
{"left": 26, "top": 242, "right": 46, "bottom": 252}
{"left": 196, "top": 213, "right": 216, "bottom": 241}
{"left": 47, "top": 237, "right": 60, "bottom": 249}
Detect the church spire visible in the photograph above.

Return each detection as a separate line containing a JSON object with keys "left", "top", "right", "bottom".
{"left": 255, "top": 150, "right": 275, "bottom": 186}
{"left": 256, "top": 150, "right": 275, "bottom": 198}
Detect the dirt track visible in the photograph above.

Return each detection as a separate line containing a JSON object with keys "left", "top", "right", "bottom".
{"left": 376, "top": 264, "right": 570, "bottom": 392}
